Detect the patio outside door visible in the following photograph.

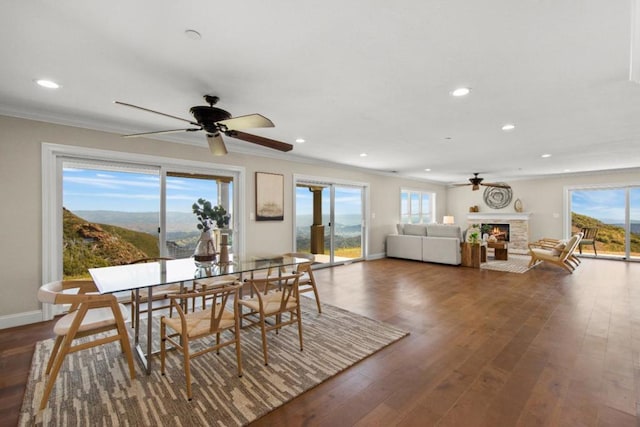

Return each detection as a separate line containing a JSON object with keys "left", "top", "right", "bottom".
{"left": 295, "top": 180, "right": 365, "bottom": 266}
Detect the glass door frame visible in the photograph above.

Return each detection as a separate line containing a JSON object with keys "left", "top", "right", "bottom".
{"left": 293, "top": 174, "right": 369, "bottom": 266}
{"left": 564, "top": 183, "right": 640, "bottom": 261}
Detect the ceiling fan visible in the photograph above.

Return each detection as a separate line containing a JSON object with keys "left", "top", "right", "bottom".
{"left": 454, "top": 173, "right": 511, "bottom": 191}
{"left": 115, "top": 95, "right": 293, "bottom": 155}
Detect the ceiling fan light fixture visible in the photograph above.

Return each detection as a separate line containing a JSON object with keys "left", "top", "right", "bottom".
{"left": 207, "top": 134, "right": 228, "bottom": 156}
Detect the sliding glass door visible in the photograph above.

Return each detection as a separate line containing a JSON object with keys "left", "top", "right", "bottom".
{"left": 295, "top": 178, "right": 366, "bottom": 266}
{"left": 61, "top": 159, "right": 237, "bottom": 279}
{"left": 62, "top": 161, "right": 161, "bottom": 278}
{"left": 631, "top": 188, "right": 640, "bottom": 260}
{"left": 569, "top": 185, "right": 640, "bottom": 260}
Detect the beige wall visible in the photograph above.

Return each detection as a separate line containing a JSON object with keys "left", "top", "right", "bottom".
{"left": 0, "top": 115, "right": 446, "bottom": 325}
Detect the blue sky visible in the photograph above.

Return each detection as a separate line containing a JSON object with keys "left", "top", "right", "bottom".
{"left": 571, "top": 189, "right": 640, "bottom": 222}
{"left": 63, "top": 168, "right": 219, "bottom": 212}
{"left": 295, "top": 186, "right": 362, "bottom": 216}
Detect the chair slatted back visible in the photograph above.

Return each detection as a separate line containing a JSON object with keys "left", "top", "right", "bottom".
{"left": 167, "top": 282, "right": 241, "bottom": 334}
{"left": 580, "top": 227, "right": 598, "bottom": 241}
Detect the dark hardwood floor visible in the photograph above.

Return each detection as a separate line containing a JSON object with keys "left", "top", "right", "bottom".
{"left": 2, "top": 257, "right": 639, "bottom": 426}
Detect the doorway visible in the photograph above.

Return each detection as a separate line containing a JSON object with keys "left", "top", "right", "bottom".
{"left": 294, "top": 177, "right": 367, "bottom": 266}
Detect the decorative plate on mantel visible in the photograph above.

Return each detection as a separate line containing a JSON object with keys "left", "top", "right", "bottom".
{"left": 483, "top": 184, "right": 512, "bottom": 209}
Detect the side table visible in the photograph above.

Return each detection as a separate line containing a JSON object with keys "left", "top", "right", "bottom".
{"left": 487, "top": 241, "right": 508, "bottom": 260}
{"left": 461, "top": 243, "right": 486, "bottom": 268}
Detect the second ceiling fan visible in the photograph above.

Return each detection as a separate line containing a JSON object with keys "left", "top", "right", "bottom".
{"left": 115, "top": 95, "right": 293, "bottom": 155}
{"left": 454, "top": 173, "right": 511, "bottom": 191}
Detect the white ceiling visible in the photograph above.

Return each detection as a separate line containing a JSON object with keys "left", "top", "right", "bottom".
{"left": 2, "top": 1, "right": 640, "bottom": 185}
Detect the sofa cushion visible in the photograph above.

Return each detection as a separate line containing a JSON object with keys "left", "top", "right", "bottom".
{"left": 422, "top": 236, "right": 461, "bottom": 265}
{"left": 387, "top": 234, "right": 423, "bottom": 261}
{"left": 403, "top": 223, "right": 427, "bottom": 236}
{"left": 426, "top": 224, "right": 461, "bottom": 239}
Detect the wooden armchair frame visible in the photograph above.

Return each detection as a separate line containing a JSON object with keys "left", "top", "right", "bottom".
{"left": 528, "top": 233, "right": 583, "bottom": 273}
{"left": 238, "top": 272, "right": 303, "bottom": 366}
{"left": 37, "top": 280, "right": 136, "bottom": 410}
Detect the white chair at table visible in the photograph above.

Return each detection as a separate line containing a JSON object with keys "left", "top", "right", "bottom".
{"left": 37, "top": 280, "right": 136, "bottom": 410}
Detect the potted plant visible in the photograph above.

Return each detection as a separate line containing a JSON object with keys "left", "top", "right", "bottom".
{"left": 192, "top": 198, "right": 230, "bottom": 230}
{"left": 191, "top": 198, "right": 230, "bottom": 265}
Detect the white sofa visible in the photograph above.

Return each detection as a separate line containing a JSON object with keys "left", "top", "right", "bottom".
{"left": 386, "top": 223, "right": 462, "bottom": 265}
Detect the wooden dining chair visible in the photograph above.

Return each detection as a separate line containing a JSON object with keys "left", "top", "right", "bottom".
{"left": 192, "top": 274, "right": 240, "bottom": 311}
{"left": 128, "top": 257, "right": 181, "bottom": 329}
{"left": 283, "top": 252, "right": 322, "bottom": 313}
{"left": 160, "top": 282, "right": 243, "bottom": 401}
{"left": 37, "top": 280, "right": 136, "bottom": 410}
{"left": 238, "top": 272, "right": 303, "bottom": 366}
{"left": 578, "top": 227, "right": 599, "bottom": 255}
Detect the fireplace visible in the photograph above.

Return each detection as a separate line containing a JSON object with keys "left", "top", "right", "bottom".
{"left": 468, "top": 212, "right": 530, "bottom": 254}
{"left": 482, "top": 223, "right": 510, "bottom": 242}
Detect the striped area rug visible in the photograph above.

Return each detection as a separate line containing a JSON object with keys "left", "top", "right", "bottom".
{"left": 480, "top": 254, "right": 534, "bottom": 274}
{"left": 19, "top": 298, "right": 408, "bottom": 426}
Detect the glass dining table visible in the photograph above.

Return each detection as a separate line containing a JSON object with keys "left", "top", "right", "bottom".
{"left": 89, "top": 254, "right": 308, "bottom": 374}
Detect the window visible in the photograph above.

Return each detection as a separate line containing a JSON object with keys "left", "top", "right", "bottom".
{"left": 42, "top": 144, "right": 244, "bottom": 289}
{"left": 400, "top": 189, "right": 435, "bottom": 224}
{"left": 567, "top": 185, "right": 640, "bottom": 260}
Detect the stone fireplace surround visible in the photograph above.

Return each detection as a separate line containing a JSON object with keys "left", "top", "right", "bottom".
{"left": 467, "top": 212, "right": 531, "bottom": 254}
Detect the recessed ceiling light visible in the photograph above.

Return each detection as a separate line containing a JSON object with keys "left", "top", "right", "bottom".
{"left": 541, "top": 153, "right": 552, "bottom": 158}
{"left": 451, "top": 87, "right": 471, "bottom": 97}
{"left": 424, "top": 168, "right": 431, "bottom": 172}
{"left": 501, "top": 123, "right": 515, "bottom": 131}
{"left": 564, "top": 169, "right": 571, "bottom": 172}
{"left": 360, "top": 153, "right": 368, "bottom": 157}
{"left": 35, "top": 79, "right": 60, "bottom": 89}
{"left": 184, "top": 29, "right": 201, "bottom": 40}
{"left": 295, "top": 138, "right": 305, "bottom": 143}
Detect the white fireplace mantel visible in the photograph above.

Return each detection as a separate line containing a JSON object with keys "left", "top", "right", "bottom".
{"left": 466, "top": 212, "right": 532, "bottom": 221}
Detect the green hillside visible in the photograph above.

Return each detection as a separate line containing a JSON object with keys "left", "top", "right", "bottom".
{"left": 63, "top": 208, "right": 159, "bottom": 278}
{"left": 571, "top": 212, "right": 640, "bottom": 255}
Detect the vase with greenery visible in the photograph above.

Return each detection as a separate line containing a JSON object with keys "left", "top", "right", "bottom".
{"left": 192, "top": 198, "right": 230, "bottom": 230}
{"left": 192, "top": 198, "right": 230, "bottom": 265}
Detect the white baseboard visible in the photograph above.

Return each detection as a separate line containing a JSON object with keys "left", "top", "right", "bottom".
{"left": 367, "top": 252, "right": 386, "bottom": 260}
{"left": 0, "top": 310, "right": 44, "bottom": 330}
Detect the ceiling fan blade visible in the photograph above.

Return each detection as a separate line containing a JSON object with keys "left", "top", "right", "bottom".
{"left": 225, "top": 130, "right": 293, "bottom": 152}
{"left": 114, "top": 101, "right": 200, "bottom": 126}
{"left": 481, "top": 182, "right": 511, "bottom": 189}
{"left": 217, "top": 114, "right": 275, "bottom": 131}
{"left": 206, "top": 133, "right": 228, "bottom": 156}
{"left": 122, "top": 128, "right": 201, "bottom": 138}
{"left": 453, "top": 183, "right": 472, "bottom": 187}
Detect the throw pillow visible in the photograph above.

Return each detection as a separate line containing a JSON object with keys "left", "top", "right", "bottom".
{"left": 396, "top": 223, "right": 404, "bottom": 234}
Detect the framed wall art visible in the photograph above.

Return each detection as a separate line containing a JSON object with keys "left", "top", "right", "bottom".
{"left": 255, "top": 172, "right": 284, "bottom": 221}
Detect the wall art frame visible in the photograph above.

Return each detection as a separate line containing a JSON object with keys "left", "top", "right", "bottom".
{"left": 255, "top": 172, "right": 284, "bottom": 221}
